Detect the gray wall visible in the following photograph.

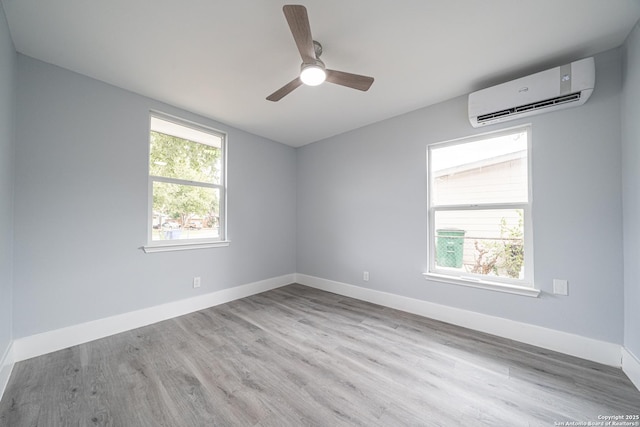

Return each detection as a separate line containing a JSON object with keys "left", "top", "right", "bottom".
{"left": 297, "top": 49, "right": 624, "bottom": 343}
{"left": 0, "top": 3, "right": 15, "bottom": 359}
{"left": 12, "top": 55, "right": 297, "bottom": 338}
{"left": 622, "top": 20, "right": 640, "bottom": 359}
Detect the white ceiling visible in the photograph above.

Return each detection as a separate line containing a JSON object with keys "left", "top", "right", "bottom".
{"left": 2, "top": 0, "right": 640, "bottom": 147}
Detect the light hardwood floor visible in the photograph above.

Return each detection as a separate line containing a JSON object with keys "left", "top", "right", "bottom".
{"left": 1, "top": 284, "right": 639, "bottom": 426}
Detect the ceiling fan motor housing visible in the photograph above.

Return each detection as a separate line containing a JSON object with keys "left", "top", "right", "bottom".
{"left": 313, "top": 40, "right": 323, "bottom": 58}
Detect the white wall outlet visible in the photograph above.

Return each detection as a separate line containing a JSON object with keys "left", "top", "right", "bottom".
{"left": 363, "top": 271, "right": 369, "bottom": 281}
{"left": 553, "top": 279, "right": 568, "bottom": 296}
{"left": 193, "top": 276, "right": 201, "bottom": 288}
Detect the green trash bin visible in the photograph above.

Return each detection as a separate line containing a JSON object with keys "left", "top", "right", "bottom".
{"left": 436, "top": 229, "right": 466, "bottom": 268}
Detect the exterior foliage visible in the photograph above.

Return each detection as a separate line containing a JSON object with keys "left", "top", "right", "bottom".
{"left": 470, "top": 212, "right": 524, "bottom": 279}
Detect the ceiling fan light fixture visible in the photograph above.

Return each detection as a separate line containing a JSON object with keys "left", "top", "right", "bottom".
{"left": 300, "top": 63, "right": 326, "bottom": 86}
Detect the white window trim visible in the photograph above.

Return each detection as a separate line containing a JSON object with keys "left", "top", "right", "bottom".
{"left": 143, "top": 111, "right": 228, "bottom": 253}
{"left": 426, "top": 125, "right": 537, "bottom": 296}
{"left": 422, "top": 273, "right": 540, "bottom": 297}
{"left": 142, "top": 240, "right": 230, "bottom": 253}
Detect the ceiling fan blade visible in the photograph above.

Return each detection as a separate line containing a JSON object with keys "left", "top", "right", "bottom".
{"left": 266, "top": 77, "right": 303, "bottom": 102}
{"left": 325, "top": 70, "right": 374, "bottom": 91}
{"left": 283, "top": 5, "right": 316, "bottom": 63}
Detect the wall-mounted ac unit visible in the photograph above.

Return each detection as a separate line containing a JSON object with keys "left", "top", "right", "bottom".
{"left": 468, "top": 57, "right": 595, "bottom": 128}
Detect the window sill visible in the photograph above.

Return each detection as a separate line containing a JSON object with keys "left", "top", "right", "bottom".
{"left": 142, "top": 240, "right": 230, "bottom": 253}
{"left": 423, "top": 272, "right": 540, "bottom": 298}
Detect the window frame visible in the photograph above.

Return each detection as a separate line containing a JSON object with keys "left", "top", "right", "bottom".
{"left": 424, "top": 125, "right": 538, "bottom": 297}
{"left": 143, "top": 111, "right": 229, "bottom": 253}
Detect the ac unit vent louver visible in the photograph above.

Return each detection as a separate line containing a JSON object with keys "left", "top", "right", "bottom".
{"left": 477, "top": 93, "right": 582, "bottom": 123}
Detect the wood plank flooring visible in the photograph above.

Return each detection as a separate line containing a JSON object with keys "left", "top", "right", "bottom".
{"left": 1, "top": 284, "right": 639, "bottom": 426}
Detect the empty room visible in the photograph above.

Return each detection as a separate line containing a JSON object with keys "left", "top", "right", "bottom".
{"left": 1, "top": 1, "right": 640, "bottom": 425}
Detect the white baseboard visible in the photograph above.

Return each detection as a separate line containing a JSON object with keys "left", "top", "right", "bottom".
{"left": 295, "top": 274, "right": 622, "bottom": 368}
{"left": 622, "top": 347, "right": 640, "bottom": 391}
{"left": 12, "top": 274, "right": 294, "bottom": 363}
{"left": 0, "top": 341, "right": 14, "bottom": 402}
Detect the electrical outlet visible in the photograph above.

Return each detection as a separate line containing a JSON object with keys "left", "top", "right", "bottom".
{"left": 363, "top": 271, "right": 369, "bottom": 281}
{"left": 193, "top": 276, "right": 201, "bottom": 288}
{"left": 553, "top": 279, "right": 568, "bottom": 296}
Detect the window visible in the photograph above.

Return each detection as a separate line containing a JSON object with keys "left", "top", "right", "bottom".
{"left": 426, "top": 126, "right": 536, "bottom": 296}
{"left": 144, "top": 113, "right": 227, "bottom": 252}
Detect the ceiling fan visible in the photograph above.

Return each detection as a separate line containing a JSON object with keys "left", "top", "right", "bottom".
{"left": 266, "top": 4, "right": 375, "bottom": 102}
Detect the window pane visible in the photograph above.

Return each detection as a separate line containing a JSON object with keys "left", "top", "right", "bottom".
{"left": 151, "top": 181, "right": 220, "bottom": 241}
{"left": 430, "top": 130, "right": 527, "bottom": 206}
{"left": 434, "top": 209, "right": 525, "bottom": 280}
{"left": 149, "top": 130, "right": 222, "bottom": 185}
